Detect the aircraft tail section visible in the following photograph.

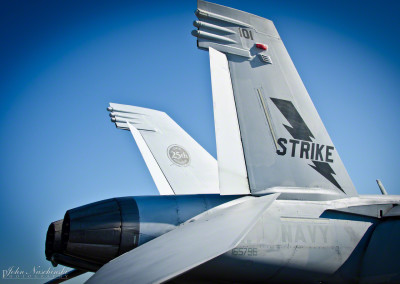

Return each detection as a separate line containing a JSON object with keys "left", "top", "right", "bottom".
{"left": 193, "top": 0, "right": 357, "bottom": 199}
{"left": 209, "top": 47, "right": 250, "bottom": 195}
{"left": 108, "top": 103, "right": 219, "bottom": 195}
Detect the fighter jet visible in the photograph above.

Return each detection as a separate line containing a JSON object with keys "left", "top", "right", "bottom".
{"left": 45, "top": 1, "right": 400, "bottom": 283}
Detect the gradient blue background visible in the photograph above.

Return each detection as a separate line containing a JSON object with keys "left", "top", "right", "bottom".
{"left": 1, "top": 0, "right": 399, "bottom": 282}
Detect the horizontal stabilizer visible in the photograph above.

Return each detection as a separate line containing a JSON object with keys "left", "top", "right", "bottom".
{"left": 108, "top": 103, "right": 219, "bottom": 195}
{"left": 86, "top": 193, "right": 279, "bottom": 284}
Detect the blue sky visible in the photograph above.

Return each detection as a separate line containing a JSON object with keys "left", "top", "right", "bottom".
{"left": 1, "top": 0, "right": 400, "bottom": 282}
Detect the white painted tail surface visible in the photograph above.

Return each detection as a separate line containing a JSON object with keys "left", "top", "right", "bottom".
{"left": 209, "top": 47, "right": 250, "bottom": 195}
{"left": 109, "top": 103, "right": 219, "bottom": 195}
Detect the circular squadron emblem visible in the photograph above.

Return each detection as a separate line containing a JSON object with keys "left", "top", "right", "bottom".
{"left": 167, "top": 145, "right": 190, "bottom": 166}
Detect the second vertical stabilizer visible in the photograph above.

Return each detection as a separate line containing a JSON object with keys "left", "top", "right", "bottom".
{"left": 195, "top": 0, "right": 357, "bottom": 199}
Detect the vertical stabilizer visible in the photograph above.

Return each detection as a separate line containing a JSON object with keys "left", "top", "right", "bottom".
{"left": 108, "top": 103, "right": 219, "bottom": 195}
{"left": 209, "top": 47, "right": 250, "bottom": 195}
{"left": 193, "top": 0, "right": 357, "bottom": 199}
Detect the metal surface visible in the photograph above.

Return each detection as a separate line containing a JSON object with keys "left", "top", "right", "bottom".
{"left": 108, "top": 103, "right": 219, "bottom": 195}
{"left": 360, "top": 220, "right": 400, "bottom": 283}
{"left": 58, "top": 197, "right": 139, "bottom": 267}
{"left": 209, "top": 47, "right": 250, "bottom": 195}
{"left": 194, "top": 0, "right": 356, "bottom": 198}
{"left": 384, "top": 205, "right": 400, "bottom": 217}
{"left": 45, "top": 220, "right": 63, "bottom": 261}
{"left": 134, "top": 194, "right": 238, "bottom": 245}
{"left": 50, "top": 254, "right": 100, "bottom": 272}
{"left": 376, "top": 179, "right": 388, "bottom": 195}
{"left": 45, "top": 195, "right": 240, "bottom": 270}
{"left": 86, "top": 194, "right": 279, "bottom": 284}
{"left": 44, "top": 1, "right": 400, "bottom": 283}
{"left": 127, "top": 122, "right": 175, "bottom": 195}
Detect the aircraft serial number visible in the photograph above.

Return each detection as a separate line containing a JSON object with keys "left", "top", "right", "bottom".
{"left": 231, "top": 247, "right": 258, "bottom": 256}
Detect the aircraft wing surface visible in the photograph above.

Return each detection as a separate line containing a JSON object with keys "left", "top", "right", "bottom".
{"left": 86, "top": 193, "right": 279, "bottom": 284}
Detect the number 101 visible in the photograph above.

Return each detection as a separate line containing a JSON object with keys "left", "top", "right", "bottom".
{"left": 239, "top": 28, "right": 254, "bottom": 40}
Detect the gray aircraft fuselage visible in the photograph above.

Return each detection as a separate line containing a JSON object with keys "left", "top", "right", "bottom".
{"left": 128, "top": 194, "right": 398, "bottom": 283}
{"left": 176, "top": 195, "right": 400, "bottom": 283}
{"left": 46, "top": 191, "right": 400, "bottom": 283}
{"left": 44, "top": 1, "right": 400, "bottom": 282}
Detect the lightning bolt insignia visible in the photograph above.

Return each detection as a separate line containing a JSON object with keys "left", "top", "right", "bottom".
{"left": 309, "top": 161, "right": 344, "bottom": 192}
{"left": 271, "top": 97, "right": 343, "bottom": 192}
{"left": 270, "top": 98, "right": 314, "bottom": 141}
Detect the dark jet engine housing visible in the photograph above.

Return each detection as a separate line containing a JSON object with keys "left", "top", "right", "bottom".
{"left": 45, "top": 195, "right": 237, "bottom": 271}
